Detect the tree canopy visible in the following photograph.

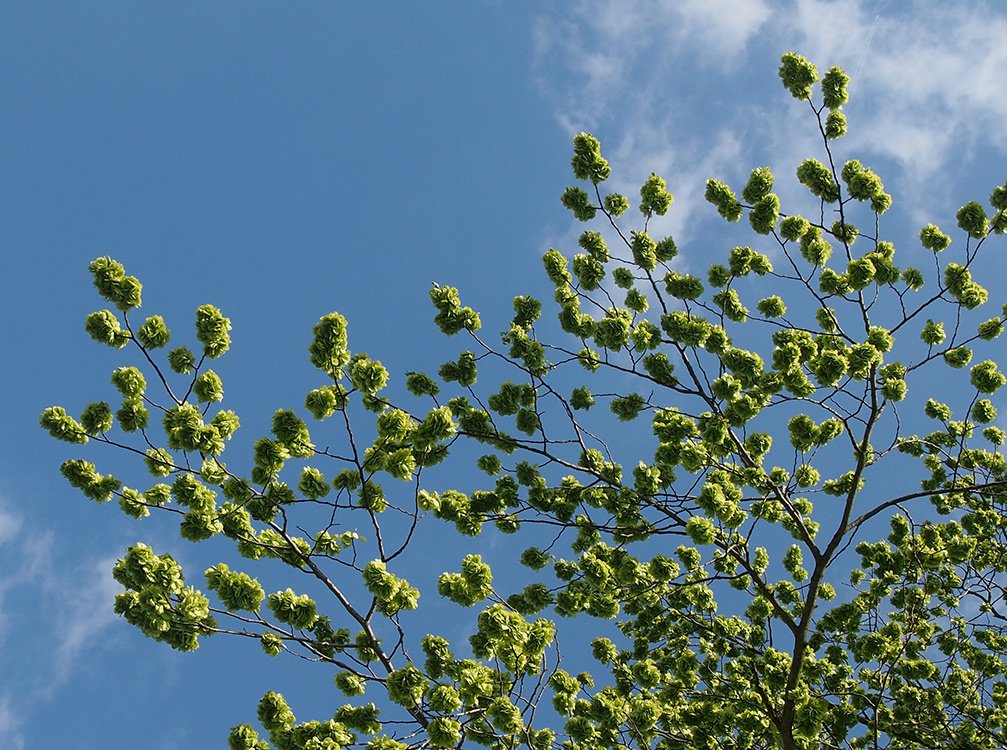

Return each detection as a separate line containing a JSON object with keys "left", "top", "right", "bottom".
{"left": 43, "top": 52, "right": 1007, "bottom": 750}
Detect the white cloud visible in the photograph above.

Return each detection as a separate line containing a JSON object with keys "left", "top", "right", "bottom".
{"left": 532, "top": 0, "right": 771, "bottom": 266}
{"left": 614, "top": 127, "right": 745, "bottom": 250}
{"left": 0, "top": 529, "right": 58, "bottom": 644}
{"left": 532, "top": 0, "right": 770, "bottom": 133}
{"left": 0, "top": 694, "right": 25, "bottom": 750}
{"left": 672, "top": 0, "right": 772, "bottom": 63}
{"left": 0, "top": 505, "right": 22, "bottom": 547}
{"left": 532, "top": 0, "right": 1007, "bottom": 236}
{"left": 0, "top": 500, "right": 29, "bottom": 643}
{"left": 785, "top": 0, "right": 1007, "bottom": 217}
{"left": 0, "top": 497, "right": 122, "bottom": 737}
{"left": 46, "top": 555, "right": 121, "bottom": 691}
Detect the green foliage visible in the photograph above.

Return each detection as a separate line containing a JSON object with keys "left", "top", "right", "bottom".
{"left": 603, "top": 192, "right": 628, "bottom": 216}
{"left": 438, "top": 554, "right": 493, "bottom": 606}
{"left": 958, "top": 200, "right": 989, "bottom": 238}
{"left": 741, "top": 166, "right": 773, "bottom": 203}
{"left": 824, "top": 109, "right": 847, "bottom": 139}
{"left": 430, "top": 284, "right": 481, "bottom": 335}
{"left": 704, "top": 178, "right": 742, "bottom": 221}
{"left": 749, "top": 192, "right": 780, "bottom": 234}
{"left": 570, "top": 131, "right": 610, "bottom": 183}
{"left": 821, "top": 65, "right": 849, "bottom": 108}
{"left": 40, "top": 406, "right": 89, "bottom": 444}
{"left": 144, "top": 448, "right": 174, "bottom": 477}
{"left": 168, "top": 346, "right": 196, "bottom": 374}
{"left": 206, "top": 563, "right": 265, "bottom": 612}
{"left": 841, "top": 159, "right": 887, "bottom": 205}
{"left": 780, "top": 214, "right": 810, "bottom": 241}
{"left": 797, "top": 158, "right": 840, "bottom": 202}
{"left": 921, "top": 318, "right": 946, "bottom": 345}
{"left": 111, "top": 366, "right": 147, "bottom": 397}
{"left": 137, "top": 314, "right": 170, "bottom": 348}
{"left": 80, "top": 401, "right": 113, "bottom": 434}
{"left": 778, "top": 51, "right": 818, "bottom": 100}
{"left": 561, "top": 186, "right": 596, "bottom": 221}
{"left": 113, "top": 543, "right": 213, "bottom": 651}
{"left": 639, "top": 172, "right": 673, "bottom": 216}
{"left": 268, "top": 589, "right": 317, "bottom": 629}
{"left": 665, "top": 270, "right": 704, "bottom": 300}
{"left": 630, "top": 230, "right": 658, "bottom": 271}
{"left": 362, "top": 561, "right": 420, "bottom": 615}
{"left": 90, "top": 256, "right": 142, "bottom": 311}
{"left": 43, "top": 54, "right": 1007, "bottom": 750}
{"left": 194, "top": 370, "right": 224, "bottom": 403}
{"left": 309, "top": 313, "right": 350, "bottom": 378}
{"left": 971, "top": 360, "right": 1006, "bottom": 393}
{"left": 305, "top": 386, "right": 347, "bottom": 422}
{"left": 920, "top": 223, "right": 952, "bottom": 251}
{"left": 195, "top": 304, "right": 231, "bottom": 358}
{"left": 85, "top": 309, "right": 130, "bottom": 348}
{"left": 60, "top": 458, "right": 119, "bottom": 501}
{"left": 403, "top": 371, "right": 438, "bottom": 398}
{"left": 757, "top": 295, "right": 786, "bottom": 318}
{"left": 349, "top": 355, "right": 389, "bottom": 396}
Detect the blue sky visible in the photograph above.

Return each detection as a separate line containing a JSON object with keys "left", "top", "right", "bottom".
{"left": 3, "top": 1, "right": 1007, "bottom": 747}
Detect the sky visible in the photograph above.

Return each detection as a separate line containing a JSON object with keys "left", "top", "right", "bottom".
{"left": 2, "top": 1, "right": 1007, "bottom": 747}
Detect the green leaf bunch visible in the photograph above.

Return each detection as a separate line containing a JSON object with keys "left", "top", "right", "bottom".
{"left": 570, "top": 132, "right": 610, "bottom": 183}
{"left": 438, "top": 554, "right": 493, "bottom": 606}
{"left": 362, "top": 560, "right": 420, "bottom": 615}
{"left": 113, "top": 543, "right": 213, "bottom": 652}
{"left": 778, "top": 51, "right": 818, "bottom": 100}
{"left": 89, "top": 256, "right": 142, "bottom": 311}
{"left": 430, "top": 284, "right": 481, "bottom": 335}
{"left": 639, "top": 172, "right": 673, "bottom": 216}
{"left": 195, "top": 304, "right": 231, "bottom": 358}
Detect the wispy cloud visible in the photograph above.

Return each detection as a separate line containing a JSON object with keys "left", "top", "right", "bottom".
{"left": 787, "top": 0, "right": 1007, "bottom": 218}
{"left": 533, "top": 0, "right": 1007, "bottom": 236}
{"left": 532, "top": 0, "right": 770, "bottom": 128}
{"left": 46, "top": 554, "right": 121, "bottom": 691}
{"left": 0, "top": 693, "right": 26, "bottom": 750}
{"left": 0, "top": 501, "right": 31, "bottom": 644}
{"left": 0, "top": 527, "right": 55, "bottom": 647}
{"left": 0, "top": 495, "right": 123, "bottom": 738}
{"left": 669, "top": 0, "right": 773, "bottom": 65}
{"left": 532, "top": 0, "right": 771, "bottom": 142}
{"left": 0, "top": 500, "right": 36, "bottom": 750}
{"left": 0, "top": 505, "right": 22, "bottom": 547}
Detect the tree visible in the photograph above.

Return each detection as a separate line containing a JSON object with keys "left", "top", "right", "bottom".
{"left": 42, "top": 52, "right": 1007, "bottom": 750}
